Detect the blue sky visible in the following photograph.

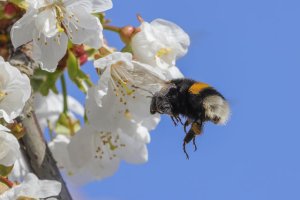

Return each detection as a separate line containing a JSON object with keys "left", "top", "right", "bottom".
{"left": 65, "top": 0, "right": 300, "bottom": 199}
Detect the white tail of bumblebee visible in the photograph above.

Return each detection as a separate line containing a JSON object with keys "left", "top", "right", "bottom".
{"left": 203, "top": 95, "right": 230, "bottom": 125}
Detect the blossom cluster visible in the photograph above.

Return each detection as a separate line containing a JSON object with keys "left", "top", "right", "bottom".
{"left": 48, "top": 18, "right": 190, "bottom": 184}
{"left": 0, "top": 57, "right": 62, "bottom": 199}
{"left": 45, "top": 18, "right": 190, "bottom": 184}
{"left": 0, "top": 0, "right": 191, "bottom": 197}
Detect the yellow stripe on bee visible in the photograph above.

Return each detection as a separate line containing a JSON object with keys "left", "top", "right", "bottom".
{"left": 188, "top": 82, "right": 210, "bottom": 94}
{"left": 191, "top": 123, "right": 202, "bottom": 135}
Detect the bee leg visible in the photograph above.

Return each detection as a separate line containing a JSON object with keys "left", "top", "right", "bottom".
{"left": 183, "top": 141, "right": 189, "bottom": 160}
{"left": 176, "top": 116, "right": 184, "bottom": 125}
{"left": 187, "top": 121, "right": 202, "bottom": 154}
{"left": 183, "top": 129, "right": 195, "bottom": 159}
{"left": 184, "top": 119, "right": 192, "bottom": 133}
{"left": 193, "top": 137, "right": 197, "bottom": 152}
{"left": 171, "top": 116, "right": 178, "bottom": 126}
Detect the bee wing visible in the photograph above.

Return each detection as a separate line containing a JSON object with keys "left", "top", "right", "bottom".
{"left": 130, "top": 61, "right": 168, "bottom": 94}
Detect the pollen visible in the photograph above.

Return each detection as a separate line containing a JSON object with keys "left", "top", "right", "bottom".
{"left": 191, "top": 123, "right": 202, "bottom": 135}
{"left": 124, "top": 109, "right": 132, "bottom": 119}
{"left": 95, "top": 131, "right": 127, "bottom": 160}
{"left": 0, "top": 91, "right": 8, "bottom": 102}
{"left": 156, "top": 48, "right": 172, "bottom": 58}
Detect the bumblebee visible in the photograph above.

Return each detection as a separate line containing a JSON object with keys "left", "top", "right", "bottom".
{"left": 150, "top": 78, "right": 230, "bottom": 159}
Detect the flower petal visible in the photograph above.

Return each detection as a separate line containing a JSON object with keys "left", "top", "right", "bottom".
{"left": 64, "top": 0, "right": 113, "bottom": 13}
{"left": 8, "top": 173, "right": 61, "bottom": 199}
{"left": 151, "top": 19, "right": 190, "bottom": 59}
{"left": 116, "top": 130, "right": 148, "bottom": 164}
{"left": 91, "top": 0, "right": 113, "bottom": 13}
{"left": 0, "top": 125, "right": 10, "bottom": 132}
{"left": 32, "top": 32, "right": 68, "bottom": 72}
{"left": 66, "top": 96, "right": 85, "bottom": 116}
{"left": 0, "top": 60, "right": 31, "bottom": 123}
{"left": 67, "top": 125, "right": 121, "bottom": 184}
{"left": 65, "top": 7, "right": 103, "bottom": 48}
{"left": 35, "top": 8, "right": 58, "bottom": 38}
{"left": 67, "top": 125, "right": 94, "bottom": 169}
{"left": 8, "top": 153, "right": 30, "bottom": 183}
{"left": 28, "top": 0, "right": 50, "bottom": 9}
{"left": 34, "top": 92, "right": 84, "bottom": 130}
{"left": 131, "top": 18, "right": 190, "bottom": 72}
{"left": 0, "top": 130, "right": 20, "bottom": 166}
{"left": 165, "top": 65, "right": 184, "bottom": 79}
{"left": 141, "top": 115, "right": 161, "bottom": 131}
{"left": 49, "top": 135, "right": 72, "bottom": 169}
{"left": 93, "top": 52, "right": 134, "bottom": 106}
{"left": 10, "top": 8, "right": 36, "bottom": 49}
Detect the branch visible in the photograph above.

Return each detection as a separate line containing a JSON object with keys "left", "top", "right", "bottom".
{"left": 10, "top": 48, "right": 73, "bottom": 200}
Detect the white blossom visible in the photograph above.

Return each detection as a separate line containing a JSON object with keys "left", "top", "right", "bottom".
{"left": 8, "top": 153, "right": 30, "bottom": 183}
{"left": 48, "top": 85, "right": 151, "bottom": 184}
{"left": 48, "top": 123, "right": 150, "bottom": 185}
{"left": 0, "top": 125, "right": 20, "bottom": 167}
{"left": 0, "top": 56, "right": 31, "bottom": 123}
{"left": 48, "top": 134, "right": 73, "bottom": 170}
{"left": 93, "top": 52, "right": 163, "bottom": 129}
{"left": 34, "top": 91, "right": 84, "bottom": 130}
{"left": 131, "top": 18, "right": 190, "bottom": 78}
{"left": 66, "top": 121, "right": 149, "bottom": 184}
{"left": 10, "top": 0, "right": 113, "bottom": 72}
{"left": 0, "top": 173, "right": 61, "bottom": 200}
{"left": 0, "top": 124, "right": 10, "bottom": 132}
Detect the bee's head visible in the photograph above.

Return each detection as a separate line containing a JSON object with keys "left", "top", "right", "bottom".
{"left": 203, "top": 94, "right": 230, "bottom": 125}
{"left": 150, "top": 84, "right": 177, "bottom": 115}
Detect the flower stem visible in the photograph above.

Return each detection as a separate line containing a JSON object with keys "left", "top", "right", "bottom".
{"left": 60, "top": 74, "right": 68, "bottom": 114}
{"left": 103, "top": 24, "right": 121, "bottom": 33}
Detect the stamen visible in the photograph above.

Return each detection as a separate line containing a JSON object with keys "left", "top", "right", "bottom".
{"left": 109, "top": 76, "right": 119, "bottom": 96}
{"left": 95, "top": 132, "right": 126, "bottom": 160}
{"left": 124, "top": 109, "right": 132, "bottom": 119}
{"left": 0, "top": 91, "right": 8, "bottom": 102}
{"left": 62, "top": 21, "right": 73, "bottom": 39}
{"left": 156, "top": 47, "right": 172, "bottom": 57}
{"left": 54, "top": 35, "right": 61, "bottom": 45}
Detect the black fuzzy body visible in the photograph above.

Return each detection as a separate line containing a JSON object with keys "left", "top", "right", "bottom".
{"left": 169, "top": 79, "right": 224, "bottom": 121}
{"left": 150, "top": 78, "right": 226, "bottom": 159}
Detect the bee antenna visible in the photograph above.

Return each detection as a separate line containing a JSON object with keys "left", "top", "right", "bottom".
{"left": 132, "top": 85, "right": 154, "bottom": 95}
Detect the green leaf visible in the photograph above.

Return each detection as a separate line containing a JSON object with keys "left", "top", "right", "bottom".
{"left": 67, "top": 51, "right": 92, "bottom": 93}
{"left": 31, "top": 68, "right": 63, "bottom": 95}
{"left": 0, "top": 7, "right": 4, "bottom": 20}
{"left": 8, "top": 0, "right": 28, "bottom": 9}
{"left": 0, "top": 165, "right": 13, "bottom": 177}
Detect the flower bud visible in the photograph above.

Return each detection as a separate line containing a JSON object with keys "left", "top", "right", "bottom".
{"left": 4, "top": 3, "right": 17, "bottom": 18}
{"left": 120, "top": 26, "right": 136, "bottom": 44}
{"left": 79, "top": 53, "right": 88, "bottom": 65}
